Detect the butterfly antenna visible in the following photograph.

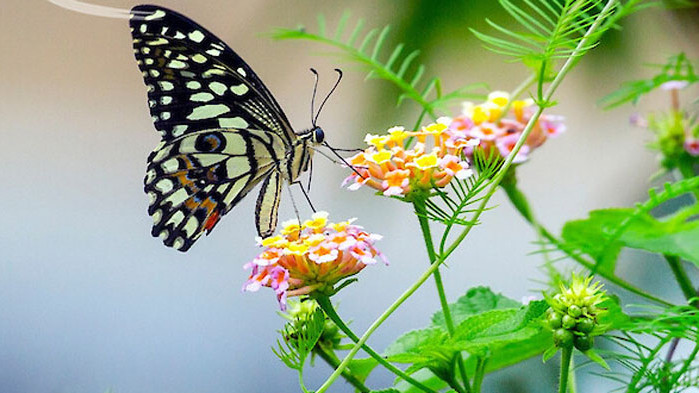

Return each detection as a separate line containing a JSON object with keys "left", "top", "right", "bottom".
{"left": 313, "top": 69, "right": 343, "bottom": 125}
{"left": 309, "top": 68, "right": 320, "bottom": 127}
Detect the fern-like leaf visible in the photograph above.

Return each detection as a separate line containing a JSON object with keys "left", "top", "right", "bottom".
{"left": 472, "top": 0, "right": 617, "bottom": 64}
{"left": 600, "top": 52, "right": 699, "bottom": 109}
{"left": 270, "top": 13, "right": 486, "bottom": 118}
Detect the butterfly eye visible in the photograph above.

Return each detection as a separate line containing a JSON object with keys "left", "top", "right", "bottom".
{"left": 313, "top": 127, "right": 325, "bottom": 143}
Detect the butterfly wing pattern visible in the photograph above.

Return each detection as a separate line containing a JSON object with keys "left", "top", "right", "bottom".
{"left": 130, "top": 5, "right": 313, "bottom": 251}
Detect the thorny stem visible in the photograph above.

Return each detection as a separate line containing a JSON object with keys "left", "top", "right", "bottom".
{"left": 414, "top": 199, "right": 472, "bottom": 393}
{"left": 315, "top": 3, "right": 618, "bottom": 391}
{"left": 314, "top": 295, "right": 437, "bottom": 393}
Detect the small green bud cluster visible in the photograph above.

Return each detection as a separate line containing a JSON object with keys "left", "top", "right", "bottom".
{"left": 546, "top": 275, "right": 607, "bottom": 352}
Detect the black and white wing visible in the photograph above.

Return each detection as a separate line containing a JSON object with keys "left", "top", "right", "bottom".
{"left": 130, "top": 4, "right": 294, "bottom": 251}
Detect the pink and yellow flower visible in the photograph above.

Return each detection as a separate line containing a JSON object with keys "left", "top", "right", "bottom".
{"left": 454, "top": 92, "right": 565, "bottom": 163}
{"left": 243, "top": 212, "right": 386, "bottom": 310}
{"left": 343, "top": 92, "right": 564, "bottom": 196}
{"left": 343, "top": 120, "right": 479, "bottom": 197}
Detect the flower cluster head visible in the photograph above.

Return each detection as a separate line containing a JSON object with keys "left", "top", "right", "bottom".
{"left": 342, "top": 92, "right": 565, "bottom": 197}
{"left": 342, "top": 120, "right": 479, "bottom": 197}
{"left": 453, "top": 91, "right": 565, "bottom": 163}
{"left": 545, "top": 274, "right": 607, "bottom": 352}
{"left": 631, "top": 79, "right": 699, "bottom": 161}
{"left": 243, "top": 212, "right": 386, "bottom": 310}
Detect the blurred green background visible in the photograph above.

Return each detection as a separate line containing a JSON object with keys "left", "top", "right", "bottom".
{"left": 1, "top": 1, "right": 697, "bottom": 392}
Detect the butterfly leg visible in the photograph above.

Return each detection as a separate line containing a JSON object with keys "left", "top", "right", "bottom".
{"left": 289, "top": 180, "right": 317, "bottom": 213}
{"left": 285, "top": 183, "right": 303, "bottom": 226}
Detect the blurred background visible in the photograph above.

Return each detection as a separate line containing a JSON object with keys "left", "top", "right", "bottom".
{"left": 1, "top": 1, "right": 698, "bottom": 392}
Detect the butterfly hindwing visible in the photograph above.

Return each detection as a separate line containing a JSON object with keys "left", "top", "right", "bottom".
{"left": 255, "top": 169, "right": 283, "bottom": 238}
{"left": 130, "top": 5, "right": 295, "bottom": 144}
{"left": 145, "top": 128, "right": 288, "bottom": 251}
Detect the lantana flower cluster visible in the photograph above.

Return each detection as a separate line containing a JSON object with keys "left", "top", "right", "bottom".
{"left": 343, "top": 91, "right": 566, "bottom": 197}
{"left": 452, "top": 91, "right": 566, "bottom": 163}
{"left": 243, "top": 212, "right": 386, "bottom": 310}
{"left": 342, "top": 120, "right": 480, "bottom": 197}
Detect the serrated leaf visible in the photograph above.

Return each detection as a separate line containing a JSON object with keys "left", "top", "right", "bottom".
{"left": 431, "top": 287, "right": 521, "bottom": 328}
{"left": 562, "top": 207, "right": 699, "bottom": 271}
{"left": 451, "top": 301, "right": 550, "bottom": 357}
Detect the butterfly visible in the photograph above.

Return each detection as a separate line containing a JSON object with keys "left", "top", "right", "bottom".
{"left": 129, "top": 5, "right": 336, "bottom": 252}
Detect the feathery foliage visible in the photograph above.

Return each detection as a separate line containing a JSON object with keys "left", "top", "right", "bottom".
{"left": 600, "top": 53, "right": 699, "bottom": 109}
{"left": 270, "top": 12, "right": 487, "bottom": 120}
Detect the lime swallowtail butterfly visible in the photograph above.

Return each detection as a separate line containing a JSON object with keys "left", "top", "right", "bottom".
{"left": 130, "top": 5, "right": 332, "bottom": 252}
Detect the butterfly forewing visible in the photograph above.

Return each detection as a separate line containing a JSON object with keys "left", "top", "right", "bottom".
{"left": 130, "top": 5, "right": 304, "bottom": 251}
{"left": 130, "top": 5, "right": 294, "bottom": 142}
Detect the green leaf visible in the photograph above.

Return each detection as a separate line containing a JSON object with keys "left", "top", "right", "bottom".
{"left": 582, "top": 348, "right": 610, "bottom": 370}
{"left": 596, "top": 296, "right": 631, "bottom": 332}
{"left": 451, "top": 301, "right": 550, "bottom": 357}
{"left": 348, "top": 357, "right": 379, "bottom": 384}
{"left": 561, "top": 207, "right": 699, "bottom": 271}
{"left": 542, "top": 345, "right": 558, "bottom": 362}
{"left": 386, "top": 294, "right": 552, "bottom": 382}
{"left": 431, "top": 286, "right": 521, "bottom": 328}
{"left": 392, "top": 369, "right": 448, "bottom": 393}
{"left": 560, "top": 209, "right": 625, "bottom": 274}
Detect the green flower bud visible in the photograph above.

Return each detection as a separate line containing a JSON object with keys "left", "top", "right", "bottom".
{"left": 576, "top": 318, "right": 595, "bottom": 334}
{"left": 547, "top": 311, "right": 563, "bottom": 329}
{"left": 574, "top": 334, "right": 594, "bottom": 351}
{"left": 562, "top": 314, "right": 576, "bottom": 329}
{"left": 554, "top": 328, "right": 574, "bottom": 348}
{"left": 568, "top": 305, "right": 582, "bottom": 318}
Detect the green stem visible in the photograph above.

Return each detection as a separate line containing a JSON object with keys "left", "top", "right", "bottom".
{"left": 414, "top": 199, "right": 472, "bottom": 393}
{"left": 315, "top": 295, "right": 437, "bottom": 393}
{"left": 677, "top": 159, "right": 699, "bottom": 200}
{"left": 568, "top": 355, "right": 577, "bottom": 393}
{"left": 315, "top": 3, "right": 618, "bottom": 391}
{"left": 664, "top": 255, "right": 698, "bottom": 307}
{"left": 471, "top": 357, "right": 487, "bottom": 393}
{"left": 298, "top": 368, "right": 310, "bottom": 393}
{"left": 558, "top": 347, "right": 573, "bottom": 393}
{"left": 313, "top": 344, "right": 371, "bottom": 393}
{"left": 316, "top": 256, "right": 444, "bottom": 393}
{"left": 497, "top": 73, "right": 537, "bottom": 121}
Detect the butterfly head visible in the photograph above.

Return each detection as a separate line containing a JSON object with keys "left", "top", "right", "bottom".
{"left": 312, "top": 126, "right": 325, "bottom": 144}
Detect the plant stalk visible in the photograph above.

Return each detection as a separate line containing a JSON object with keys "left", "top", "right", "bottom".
{"left": 558, "top": 347, "right": 573, "bottom": 393}
{"left": 315, "top": 295, "right": 437, "bottom": 393}
{"left": 313, "top": 344, "right": 371, "bottom": 393}
{"left": 414, "top": 199, "right": 472, "bottom": 393}
{"left": 665, "top": 255, "right": 698, "bottom": 307}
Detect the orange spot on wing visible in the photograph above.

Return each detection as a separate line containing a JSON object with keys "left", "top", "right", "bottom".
{"left": 204, "top": 210, "right": 220, "bottom": 233}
